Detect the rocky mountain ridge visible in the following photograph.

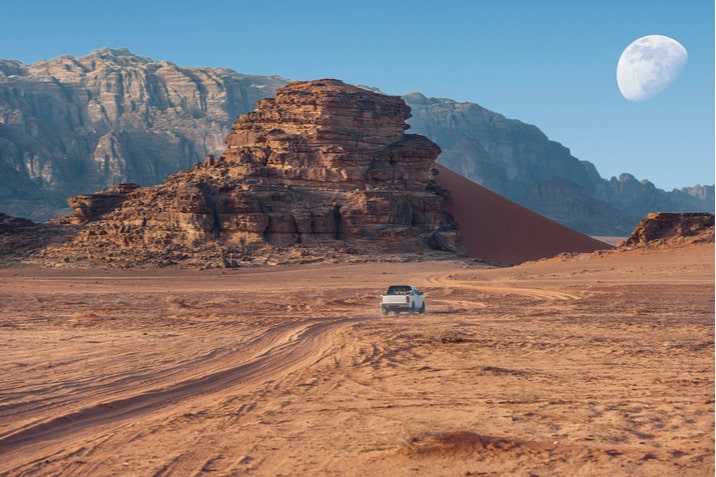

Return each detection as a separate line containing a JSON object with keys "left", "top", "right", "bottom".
{"left": 0, "top": 48, "right": 287, "bottom": 219}
{"left": 403, "top": 94, "right": 714, "bottom": 235}
{"left": 0, "top": 49, "right": 712, "bottom": 234}
{"left": 7, "top": 80, "right": 456, "bottom": 268}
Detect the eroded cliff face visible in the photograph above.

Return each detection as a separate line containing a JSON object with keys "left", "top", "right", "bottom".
{"left": 0, "top": 48, "right": 287, "bottom": 220}
{"left": 37, "top": 80, "right": 454, "bottom": 267}
{"left": 618, "top": 212, "right": 714, "bottom": 248}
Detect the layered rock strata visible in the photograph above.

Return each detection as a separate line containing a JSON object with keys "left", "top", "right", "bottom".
{"left": 0, "top": 49, "right": 290, "bottom": 221}
{"left": 619, "top": 212, "right": 714, "bottom": 248}
{"left": 40, "top": 79, "right": 454, "bottom": 267}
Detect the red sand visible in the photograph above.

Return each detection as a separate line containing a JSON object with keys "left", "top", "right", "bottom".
{"left": 0, "top": 243, "right": 712, "bottom": 476}
{"left": 434, "top": 164, "right": 611, "bottom": 264}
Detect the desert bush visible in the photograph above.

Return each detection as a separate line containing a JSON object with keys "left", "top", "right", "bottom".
{"left": 421, "top": 327, "right": 469, "bottom": 344}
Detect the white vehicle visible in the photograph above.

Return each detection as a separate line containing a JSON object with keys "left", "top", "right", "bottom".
{"left": 381, "top": 285, "right": 426, "bottom": 315}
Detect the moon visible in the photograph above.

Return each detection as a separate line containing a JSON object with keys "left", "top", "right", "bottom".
{"left": 616, "top": 35, "right": 688, "bottom": 101}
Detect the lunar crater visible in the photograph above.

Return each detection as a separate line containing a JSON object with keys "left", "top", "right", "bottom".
{"left": 616, "top": 34, "right": 687, "bottom": 101}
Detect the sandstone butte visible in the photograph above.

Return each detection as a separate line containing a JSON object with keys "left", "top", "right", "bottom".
{"left": 4, "top": 79, "right": 612, "bottom": 268}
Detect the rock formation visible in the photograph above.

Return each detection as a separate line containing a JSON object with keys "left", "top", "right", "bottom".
{"left": 35, "top": 79, "right": 454, "bottom": 267}
{"left": 618, "top": 212, "right": 714, "bottom": 248}
{"left": 0, "top": 212, "right": 34, "bottom": 234}
{"left": 0, "top": 213, "right": 73, "bottom": 262}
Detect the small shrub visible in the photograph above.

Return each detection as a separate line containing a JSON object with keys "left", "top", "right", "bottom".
{"left": 422, "top": 327, "right": 469, "bottom": 344}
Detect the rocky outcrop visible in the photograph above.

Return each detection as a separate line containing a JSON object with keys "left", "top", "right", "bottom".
{"left": 64, "top": 183, "right": 140, "bottom": 224}
{"left": 0, "top": 212, "right": 34, "bottom": 233}
{"left": 618, "top": 212, "right": 714, "bottom": 248}
{"left": 35, "top": 80, "right": 454, "bottom": 267}
{"left": 0, "top": 212, "right": 75, "bottom": 262}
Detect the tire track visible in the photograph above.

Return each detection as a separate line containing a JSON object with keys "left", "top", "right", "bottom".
{"left": 424, "top": 272, "right": 579, "bottom": 301}
{"left": 0, "top": 316, "right": 363, "bottom": 462}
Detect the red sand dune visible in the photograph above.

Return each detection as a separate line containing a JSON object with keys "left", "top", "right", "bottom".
{"left": 434, "top": 164, "right": 611, "bottom": 265}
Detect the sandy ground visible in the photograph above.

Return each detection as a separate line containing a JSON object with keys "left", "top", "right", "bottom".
{"left": 0, "top": 244, "right": 713, "bottom": 476}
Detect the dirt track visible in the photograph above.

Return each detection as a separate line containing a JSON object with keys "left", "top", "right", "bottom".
{"left": 0, "top": 244, "right": 713, "bottom": 476}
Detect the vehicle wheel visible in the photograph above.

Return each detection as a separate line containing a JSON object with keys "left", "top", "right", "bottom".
{"left": 410, "top": 303, "right": 416, "bottom": 314}
{"left": 419, "top": 302, "right": 426, "bottom": 314}
{"left": 381, "top": 308, "right": 388, "bottom": 316}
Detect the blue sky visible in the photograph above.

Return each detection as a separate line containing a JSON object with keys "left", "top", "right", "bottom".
{"left": 2, "top": 0, "right": 713, "bottom": 190}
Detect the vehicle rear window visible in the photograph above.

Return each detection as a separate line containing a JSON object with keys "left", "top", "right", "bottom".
{"left": 386, "top": 286, "right": 412, "bottom": 295}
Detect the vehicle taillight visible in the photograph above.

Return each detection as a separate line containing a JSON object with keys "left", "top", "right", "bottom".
{"left": 406, "top": 296, "right": 410, "bottom": 303}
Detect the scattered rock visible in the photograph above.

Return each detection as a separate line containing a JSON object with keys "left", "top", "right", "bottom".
{"left": 0, "top": 212, "right": 76, "bottom": 264}
{"left": 0, "top": 213, "right": 35, "bottom": 234}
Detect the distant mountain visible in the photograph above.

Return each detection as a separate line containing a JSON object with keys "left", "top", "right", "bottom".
{"left": 403, "top": 93, "right": 714, "bottom": 235}
{"left": 0, "top": 48, "right": 287, "bottom": 220}
{"left": 0, "top": 49, "right": 712, "bottom": 234}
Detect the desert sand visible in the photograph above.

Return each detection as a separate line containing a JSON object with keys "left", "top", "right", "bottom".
{"left": 0, "top": 243, "right": 713, "bottom": 476}
{"left": 433, "top": 165, "right": 610, "bottom": 265}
